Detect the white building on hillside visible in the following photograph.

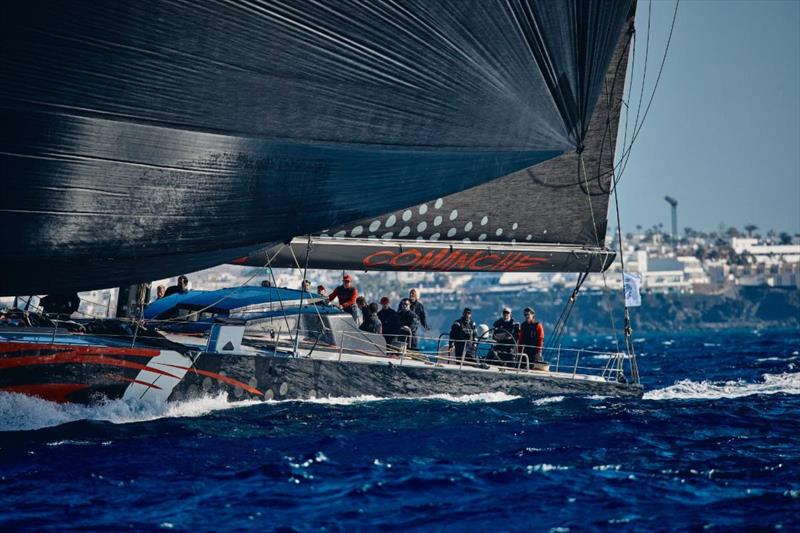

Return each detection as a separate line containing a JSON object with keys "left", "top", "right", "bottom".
{"left": 731, "top": 238, "right": 800, "bottom": 262}
{"left": 642, "top": 258, "right": 689, "bottom": 292}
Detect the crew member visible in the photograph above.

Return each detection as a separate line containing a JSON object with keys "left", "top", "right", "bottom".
{"left": 355, "top": 296, "right": 368, "bottom": 326}
{"left": 491, "top": 307, "right": 519, "bottom": 365}
{"left": 397, "top": 298, "right": 420, "bottom": 350}
{"left": 359, "top": 303, "right": 383, "bottom": 335}
{"left": 328, "top": 274, "right": 359, "bottom": 322}
{"left": 301, "top": 279, "right": 312, "bottom": 293}
{"left": 40, "top": 292, "right": 80, "bottom": 320}
{"left": 317, "top": 285, "right": 327, "bottom": 298}
{"left": 155, "top": 285, "right": 166, "bottom": 300}
{"left": 408, "top": 288, "right": 429, "bottom": 331}
{"left": 164, "top": 275, "right": 189, "bottom": 297}
{"left": 378, "top": 296, "right": 400, "bottom": 346}
{"left": 449, "top": 307, "right": 477, "bottom": 363}
{"left": 518, "top": 307, "right": 545, "bottom": 363}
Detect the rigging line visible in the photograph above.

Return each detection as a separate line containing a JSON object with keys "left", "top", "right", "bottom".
{"left": 292, "top": 236, "right": 313, "bottom": 357}
{"left": 619, "top": 29, "right": 636, "bottom": 177}
{"left": 265, "top": 255, "right": 295, "bottom": 341}
{"left": 599, "top": 255, "right": 622, "bottom": 356}
{"left": 595, "top": 21, "right": 636, "bottom": 194}
{"left": 613, "top": 176, "right": 630, "bottom": 311}
{"left": 546, "top": 268, "right": 589, "bottom": 351}
{"left": 580, "top": 153, "right": 602, "bottom": 249}
{"left": 130, "top": 283, "right": 149, "bottom": 348}
{"left": 611, "top": 165, "right": 637, "bottom": 377}
{"left": 631, "top": 0, "right": 680, "bottom": 143}
{"left": 580, "top": 153, "right": 621, "bottom": 352}
{"left": 543, "top": 155, "right": 606, "bottom": 354}
{"left": 613, "top": 0, "right": 680, "bottom": 185}
{"left": 287, "top": 240, "right": 327, "bottom": 328}
{"left": 631, "top": 0, "right": 652, "bottom": 150}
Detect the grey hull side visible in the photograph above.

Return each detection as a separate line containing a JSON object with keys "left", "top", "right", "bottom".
{"left": 170, "top": 353, "right": 643, "bottom": 402}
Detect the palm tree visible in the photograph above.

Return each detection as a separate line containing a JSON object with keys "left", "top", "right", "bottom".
{"left": 744, "top": 224, "right": 758, "bottom": 237}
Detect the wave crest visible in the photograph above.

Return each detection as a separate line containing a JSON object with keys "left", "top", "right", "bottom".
{"left": 643, "top": 372, "right": 800, "bottom": 401}
{"left": 0, "top": 390, "right": 523, "bottom": 431}
{"left": 298, "top": 392, "right": 521, "bottom": 405}
{"left": 0, "top": 392, "right": 259, "bottom": 432}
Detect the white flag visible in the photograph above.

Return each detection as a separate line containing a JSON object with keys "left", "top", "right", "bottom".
{"left": 623, "top": 272, "right": 642, "bottom": 308}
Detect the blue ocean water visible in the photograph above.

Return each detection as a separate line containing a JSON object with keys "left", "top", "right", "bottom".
{"left": 1, "top": 329, "right": 798, "bottom": 531}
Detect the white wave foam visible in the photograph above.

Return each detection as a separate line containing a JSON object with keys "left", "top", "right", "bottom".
{"left": 0, "top": 392, "right": 260, "bottom": 432}
{"left": 756, "top": 355, "right": 800, "bottom": 363}
{"left": 593, "top": 464, "right": 622, "bottom": 471}
{"left": 527, "top": 463, "right": 571, "bottom": 473}
{"left": 422, "top": 392, "right": 521, "bottom": 403}
{"left": 532, "top": 396, "right": 564, "bottom": 406}
{"left": 0, "top": 389, "right": 530, "bottom": 431}
{"left": 45, "top": 439, "right": 92, "bottom": 447}
{"left": 296, "top": 392, "right": 521, "bottom": 405}
{"left": 294, "top": 395, "right": 386, "bottom": 405}
{"left": 643, "top": 372, "right": 800, "bottom": 401}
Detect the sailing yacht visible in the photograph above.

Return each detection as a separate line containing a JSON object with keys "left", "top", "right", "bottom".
{"left": 0, "top": 0, "right": 643, "bottom": 404}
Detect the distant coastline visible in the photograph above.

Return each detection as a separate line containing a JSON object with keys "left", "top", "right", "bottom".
{"left": 423, "top": 286, "right": 800, "bottom": 335}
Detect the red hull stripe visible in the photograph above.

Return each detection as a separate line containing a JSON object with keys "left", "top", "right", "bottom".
{"left": 161, "top": 364, "right": 262, "bottom": 396}
{"left": 0, "top": 383, "right": 90, "bottom": 403}
{"left": 108, "top": 375, "right": 163, "bottom": 390}
{"left": 0, "top": 353, "right": 182, "bottom": 380}
{"left": 0, "top": 343, "right": 263, "bottom": 398}
{"left": 0, "top": 342, "right": 159, "bottom": 358}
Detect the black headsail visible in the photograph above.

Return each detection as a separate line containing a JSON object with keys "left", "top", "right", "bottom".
{"left": 1, "top": 1, "right": 632, "bottom": 295}
{"left": 236, "top": 4, "right": 637, "bottom": 274}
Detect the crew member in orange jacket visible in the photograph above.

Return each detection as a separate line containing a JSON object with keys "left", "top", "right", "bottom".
{"left": 518, "top": 307, "right": 545, "bottom": 363}
{"left": 328, "top": 274, "right": 359, "bottom": 322}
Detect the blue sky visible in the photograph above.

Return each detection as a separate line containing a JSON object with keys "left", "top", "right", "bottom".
{"left": 615, "top": 0, "right": 800, "bottom": 235}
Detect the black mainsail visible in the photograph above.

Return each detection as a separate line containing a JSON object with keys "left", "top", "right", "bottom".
{"left": 236, "top": 3, "right": 637, "bottom": 274}
{"left": 1, "top": 0, "right": 633, "bottom": 294}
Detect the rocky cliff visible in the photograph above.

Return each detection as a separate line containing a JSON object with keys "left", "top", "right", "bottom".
{"left": 423, "top": 287, "right": 800, "bottom": 335}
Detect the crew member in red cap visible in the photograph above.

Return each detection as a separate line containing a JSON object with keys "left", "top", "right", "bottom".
{"left": 328, "top": 274, "right": 359, "bottom": 322}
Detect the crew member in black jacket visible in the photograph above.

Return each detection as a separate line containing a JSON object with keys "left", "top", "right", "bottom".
{"left": 359, "top": 303, "right": 383, "bottom": 335}
{"left": 397, "top": 298, "right": 421, "bottom": 350}
{"left": 449, "top": 308, "right": 477, "bottom": 363}
{"left": 491, "top": 307, "right": 519, "bottom": 365}
{"left": 518, "top": 307, "right": 545, "bottom": 363}
{"left": 408, "top": 288, "right": 429, "bottom": 331}
{"left": 378, "top": 296, "right": 399, "bottom": 346}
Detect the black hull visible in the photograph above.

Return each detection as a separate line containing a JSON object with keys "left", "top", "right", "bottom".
{"left": 0, "top": 341, "right": 641, "bottom": 404}
{"left": 177, "top": 353, "right": 643, "bottom": 402}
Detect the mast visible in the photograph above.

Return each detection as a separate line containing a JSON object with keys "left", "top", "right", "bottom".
{"left": 115, "top": 283, "right": 150, "bottom": 319}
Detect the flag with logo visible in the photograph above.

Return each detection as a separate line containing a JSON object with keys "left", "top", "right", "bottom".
{"left": 623, "top": 272, "right": 642, "bottom": 307}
